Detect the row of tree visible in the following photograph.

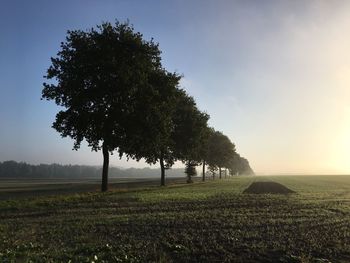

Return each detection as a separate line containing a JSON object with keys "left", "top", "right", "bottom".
{"left": 187, "top": 129, "right": 254, "bottom": 183}
{"left": 42, "top": 21, "right": 253, "bottom": 191}
{"left": 0, "top": 161, "right": 188, "bottom": 179}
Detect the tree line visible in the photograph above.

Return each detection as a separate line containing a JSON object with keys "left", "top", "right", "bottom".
{"left": 0, "top": 161, "right": 188, "bottom": 179}
{"left": 42, "top": 21, "right": 254, "bottom": 191}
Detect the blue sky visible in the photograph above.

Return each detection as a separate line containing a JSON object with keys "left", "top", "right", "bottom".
{"left": 2, "top": 0, "right": 350, "bottom": 174}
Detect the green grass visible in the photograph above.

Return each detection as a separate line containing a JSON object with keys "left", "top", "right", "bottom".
{"left": 1, "top": 175, "right": 350, "bottom": 262}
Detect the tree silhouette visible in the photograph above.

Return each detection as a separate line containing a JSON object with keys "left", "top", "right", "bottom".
{"left": 185, "top": 161, "right": 197, "bottom": 183}
{"left": 121, "top": 86, "right": 209, "bottom": 186}
{"left": 197, "top": 126, "right": 214, "bottom": 181}
{"left": 42, "top": 21, "right": 164, "bottom": 191}
{"left": 208, "top": 165, "right": 217, "bottom": 179}
{"left": 119, "top": 69, "right": 181, "bottom": 186}
{"left": 171, "top": 90, "right": 209, "bottom": 183}
{"left": 228, "top": 153, "right": 255, "bottom": 175}
{"left": 206, "top": 130, "right": 236, "bottom": 179}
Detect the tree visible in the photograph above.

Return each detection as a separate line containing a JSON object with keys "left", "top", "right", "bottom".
{"left": 163, "top": 89, "right": 209, "bottom": 185}
{"left": 121, "top": 86, "right": 208, "bottom": 186}
{"left": 171, "top": 92, "right": 209, "bottom": 183}
{"left": 42, "top": 21, "right": 163, "bottom": 191}
{"left": 206, "top": 130, "right": 235, "bottom": 179}
{"left": 185, "top": 161, "right": 197, "bottom": 183}
{"left": 197, "top": 126, "right": 214, "bottom": 181}
{"left": 118, "top": 69, "right": 181, "bottom": 186}
{"left": 228, "top": 153, "right": 255, "bottom": 176}
{"left": 208, "top": 165, "right": 217, "bottom": 179}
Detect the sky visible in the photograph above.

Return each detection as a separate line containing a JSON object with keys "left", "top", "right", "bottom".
{"left": 1, "top": 0, "right": 350, "bottom": 174}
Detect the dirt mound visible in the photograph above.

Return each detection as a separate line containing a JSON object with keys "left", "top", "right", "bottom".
{"left": 243, "top": 182, "right": 295, "bottom": 194}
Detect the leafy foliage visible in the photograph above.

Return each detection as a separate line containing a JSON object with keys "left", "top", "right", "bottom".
{"left": 206, "top": 130, "right": 235, "bottom": 171}
{"left": 42, "top": 21, "right": 162, "bottom": 153}
{"left": 228, "top": 153, "right": 255, "bottom": 175}
{"left": 119, "top": 70, "right": 182, "bottom": 167}
{"left": 120, "top": 85, "right": 210, "bottom": 185}
{"left": 171, "top": 90, "right": 209, "bottom": 163}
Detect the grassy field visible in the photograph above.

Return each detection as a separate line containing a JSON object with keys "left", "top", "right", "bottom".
{"left": 1, "top": 175, "right": 350, "bottom": 262}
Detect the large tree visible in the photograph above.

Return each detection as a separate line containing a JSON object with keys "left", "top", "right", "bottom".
{"left": 42, "top": 21, "right": 163, "bottom": 191}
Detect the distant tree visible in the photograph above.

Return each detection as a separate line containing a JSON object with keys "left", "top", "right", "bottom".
{"left": 0, "top": 161, "right": 103, "bottom": 178}
{"left": 206, "top": 130, "right": 235, "bottom": 179}
{"left": 239, "top": 157, "right": 254, "bottom": 175}
{"left": 42, "top": 21, "right": 163, "bottom": 191}
{"left": 185, "top": 161, "right": 197, "bottom": 183}
{"left": 228, "top": 153, "right": 254, "bottom": 175}
{"left": 208, "top": 165, "right": 217, "bottom": 179}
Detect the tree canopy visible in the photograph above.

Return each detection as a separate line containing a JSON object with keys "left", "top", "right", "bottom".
{"left": 42, "top": 21, "right": 166, "bottom": 191}
{"left": 120, "top": 85, "right": 210, "bottom": 186}
{"left": 206, "top": 130, "right": 235, "bottom": 178}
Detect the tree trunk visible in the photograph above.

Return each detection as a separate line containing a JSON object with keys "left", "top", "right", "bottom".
{"left": 219, "top": 167, "right": 222, "bottom": 179}
{"left": 101, "top": 143, "right": 109, "bottom": 192}
{"left": 160, "top": 153, "right": 165, "bottom": 186}
{"left": 225, "top": 168, "right": 227, "bottom": 178}
{"left": 187, "top": 174, "right": 192, "bottom": 183}
{"left": 202, "top": 160, "right": 206, "bottom": 182}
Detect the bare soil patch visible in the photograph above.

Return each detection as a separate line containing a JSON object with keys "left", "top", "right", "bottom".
{"left": 243, "top": 181, "right": 295, "bottom": 194}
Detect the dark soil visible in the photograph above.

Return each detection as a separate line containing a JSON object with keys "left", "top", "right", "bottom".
{"left": 243, "top": 181, "right": 295, "bottom": 194}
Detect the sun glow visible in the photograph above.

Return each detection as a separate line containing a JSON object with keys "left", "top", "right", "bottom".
{"left": 327, "top": 66, "right": 350, "bottom": 174}
{"left": 329, "top": 107, "right": 350, "bottom": 174}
